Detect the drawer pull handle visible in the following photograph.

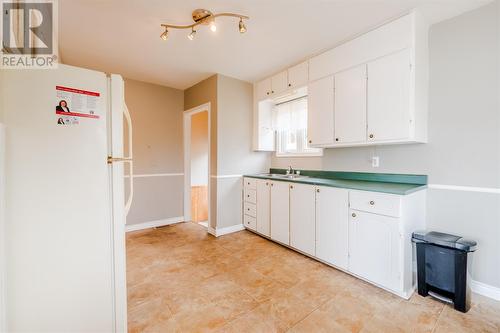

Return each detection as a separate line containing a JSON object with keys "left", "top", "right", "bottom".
{"left": 369, "top": 201, "right": 375, "bottom": 205}
{"left": 352, "top": 213, "right": 357, "bottom": 218}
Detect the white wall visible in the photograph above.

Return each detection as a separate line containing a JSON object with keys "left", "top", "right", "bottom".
{"left": 272, "top": 1, "right": 500, "bottom": 290}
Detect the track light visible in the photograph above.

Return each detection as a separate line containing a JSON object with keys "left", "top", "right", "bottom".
{"left": 209, "top": 20, "right": 217, "bottom": 32}
{"left": 239, "top": 18, "right": 247, "bottom": 33}
{"left": 160, "top": 28, "right": 169, "bottom": 40}
{"left": 188, "top": 27, "right": 196, "bottom": 40}
{"left": 160, "top": 9, "right": 249, "bottom": 41}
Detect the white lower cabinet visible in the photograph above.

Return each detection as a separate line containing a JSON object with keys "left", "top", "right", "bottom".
{"left": 349, "top": 209, "right": 400, "bottom": 292}
{"left": 270, "top": 181, "right": 290, "bottom": 245}
{"left": 256, "top": 179, "right": 271, "bottom": 236}
{"left": 243, "top": 177, "right": 424, "bottom": 299}
{"left": 315, "top": 186, "right": 349, "bottom": 270}
{"left": 290, "top": 183, "right": 316, "bottom": 256}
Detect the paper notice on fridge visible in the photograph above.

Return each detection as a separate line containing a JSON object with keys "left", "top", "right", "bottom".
{"left": 56, "top": 115, "right": 79, "bottom": 125}
{"left": 55, "top": 86, "right": 101, "bottom": 120}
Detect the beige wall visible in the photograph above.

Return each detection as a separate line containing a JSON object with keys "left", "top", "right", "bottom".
{"left": 184, "top": 75, "right": 218, "bottom": 228}
{"left": 216, "top": 75, "right": 270, "bottom": 229}
{"left": 124, "top": 78, "right": 184, "bottom": 225}
{"left": 190, "top": 111, "right": 208, "bottom": 186}
{"left": 272, "top": 2, "right": 500, "bottom": 288}
{"left": 184, "top": 74, "right": 269, "bottom": 230}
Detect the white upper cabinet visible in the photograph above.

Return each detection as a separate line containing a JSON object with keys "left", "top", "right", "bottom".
{"left": 367, "top": 49, "right": 411, "bottom": 142}
{"left": 287, "top": 61, "right": 309, "bottom": 89}
{"left": 270, "top": 181, "right": 290, "bottom": 245}
{"left": 256, "top": 179, "right": 271, "bottom": 237}
{"left": 307, "top": 76, "right": 335, "bottom": 146}
{"left": 289, "top": 183, "right": 316, "bottom": 256}
{"left": 271, "top": 71, "right": 288, "bottom": 96}
{"left": 334, "top": 65, "right": 367, "bottom": 144}
{"left": 255, "top": 78, "right": 272, "bottom": 101}
{"left": 315, "top": 186, "right": 349, "bottom": 270}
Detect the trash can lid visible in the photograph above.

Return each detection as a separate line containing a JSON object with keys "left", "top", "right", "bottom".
{"left": 412, "top": 231, "right": 477, "bottom": 252}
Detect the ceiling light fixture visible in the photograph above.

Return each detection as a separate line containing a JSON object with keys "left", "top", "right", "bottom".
{"left": 160, "top": 27, "right": 169, "bottom": 40}
{"left": 238, "top": 18, "right": 246, "bottom": 33}
{"left": 209, "top": 20, "right": 217, "bottom": 32}
{"left": 160, "top": 9, "right": 248, "bottom": 41}
{"left": 187, "top": 27, "right": 196, "bottom": 40}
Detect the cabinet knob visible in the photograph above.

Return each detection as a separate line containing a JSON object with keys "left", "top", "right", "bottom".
{"left": 247, "top": 194, "right": 250, "bottom": 198}
{"left": 290, "top": 185, "right": 294, "bottom": 189}
{"left": 369, "top": 134, "right": 374, "bottom": 139}
{"left": 352, "top": 213, "right": 357, "bottom": 218}
{"left": 266, "top": 92, "right": 270, "bottom": 95}
{"left": 308, "top": 140, "right": 312, "bottom": 144}
{"left": 316, "top": 189, "right": 320, "bottom": 193}
{"left": 265, "top": 182, "right": 269, "bottom": 186}
{"left": 288, "top": 83, "right": 292, "bottom": 87}
{"left": 271, "top": 183, "right": 274, "bottom": 187}
{"left": 271, "top": 90, "right": 275, "bottom": 94}
{"left": 335, "top": 138, "right": 339, "bottom": 142}
{"left": 370, "top": 201, "right": 375, "bottom": 205}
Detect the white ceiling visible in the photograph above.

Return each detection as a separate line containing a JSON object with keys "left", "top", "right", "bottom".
{"left": 59, "top": 0, "right": 492, "bottom": 90}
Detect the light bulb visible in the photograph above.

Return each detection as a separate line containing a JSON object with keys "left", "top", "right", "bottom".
{"left": 160, "top": 28, "right": 169, "bottom": 40}
{"left": 239, "top": 18, "right": 246, "bottom": 33}
{"left": 210, "top": 21, "right": 217, "bottom": 32}
{"left": 188, "top": 28, "right": 196, "bottom": 40}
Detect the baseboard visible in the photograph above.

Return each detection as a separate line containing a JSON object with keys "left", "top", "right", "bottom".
{"left": 208, "top": 224, "right": 245, "bottom": 237}
{"left": 471, "top": 280, "right": 500, "bottom": 301}
{"left": 125, "top": 216, "right": 184, "bottom": 232}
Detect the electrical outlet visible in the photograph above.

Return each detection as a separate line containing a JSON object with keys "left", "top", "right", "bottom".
{"left": 372, "top": 156, "right": 380, "bottom": 168}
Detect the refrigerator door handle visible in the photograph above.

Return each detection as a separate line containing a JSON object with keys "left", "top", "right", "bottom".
{"left": 108, "top": 103, "right": 134, "bottom": 216}
{"left": 123, "top": 102, "right": 133, "bottom": 216}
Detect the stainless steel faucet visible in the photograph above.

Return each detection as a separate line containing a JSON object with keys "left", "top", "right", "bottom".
{"left": 287, "top": 165, "right": 293, "bottom": 175}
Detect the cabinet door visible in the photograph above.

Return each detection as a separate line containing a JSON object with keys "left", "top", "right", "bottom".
{"left": 307, "top": 76, "right": 335, "bottom": 146}
{"left": 315, "top": 187, "right": 349, "bottom": 270}
{"left": 288, "top": 61, "right": 308, "bottom": 89}
{"left": 255, "top": 78, "right": 272, "bottom": 101}
{"left": 256, "top": 179, "right": 271, "bottom": 236}
{"left": 334, "top": 65, "right": 367, "bottom": 144}
{"left": 289, "top": 183, "right": 315, "bottom": 256}
{"left": 349, "top": 210, "right": 400, "bottom": 291}
{"left": 270, "top": 181, "right": 290, "bottom": 245}
{"left": 271, "top": 71, "right": 288, "bottom": 96}
{"left": 367, "top": 49, "right": 411, "bottom": 142}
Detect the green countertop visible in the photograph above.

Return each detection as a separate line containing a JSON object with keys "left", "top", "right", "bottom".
{"left": 244, "top": 170, "right": 427, "bottom": 195}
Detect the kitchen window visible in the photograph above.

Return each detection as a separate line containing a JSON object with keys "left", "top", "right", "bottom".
{"left": 274, "top": 96, "right": 322, "bottom": 157}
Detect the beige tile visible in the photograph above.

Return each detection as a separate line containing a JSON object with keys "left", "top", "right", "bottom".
{"left": 127, "top": 223, "right": 500, "bottom": 333}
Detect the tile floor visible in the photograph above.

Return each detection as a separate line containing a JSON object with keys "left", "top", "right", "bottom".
{"left": 126, "top": 222, "right": 500, "bottom": 332}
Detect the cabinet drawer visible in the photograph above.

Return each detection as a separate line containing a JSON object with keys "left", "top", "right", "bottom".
{"left": 349, "top": 190, "right": 401, "bottom": 217}
{"left": 244, "top": 215, "right": 257, "bottom": 230}
{"left": 244, "top": 188, "right": 256, "bottom": 204}
{"left": 244, "top": 177, "right": 257, "bottom": 189}
{"left": 244, "top": 202, "right": 257, "bottom": 217}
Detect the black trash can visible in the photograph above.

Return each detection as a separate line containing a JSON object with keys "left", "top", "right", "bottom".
{"left": 412, "top": 231, "right": 477, "bottom": 313}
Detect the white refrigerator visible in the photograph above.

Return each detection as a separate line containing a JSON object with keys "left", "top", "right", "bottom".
{"left": 0, "top": 64, "right": 131, "bottom": 332}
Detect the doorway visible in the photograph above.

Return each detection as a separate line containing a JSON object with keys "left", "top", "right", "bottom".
{"left": 183, "top": 103, "right": 210, "bottom": 229}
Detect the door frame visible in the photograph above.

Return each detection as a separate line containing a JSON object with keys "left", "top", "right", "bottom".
{"left": 183, "top": 103, "right": 211, "bottom": 228}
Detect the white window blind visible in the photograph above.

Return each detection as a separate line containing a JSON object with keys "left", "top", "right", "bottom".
{"left": 274, "top": 97, "right": 322, "bottom": 157}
